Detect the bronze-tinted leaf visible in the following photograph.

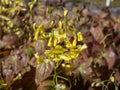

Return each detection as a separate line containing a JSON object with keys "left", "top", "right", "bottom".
{"left": 78, "top": 62, "right": 92, "bottom": 80}
{"left": 34, "top": 40, "right": 46, "bottom": 55}
{"left": 82, "top": 8, "right": 89, "bottom": 17}
{"left": 37, "top": 80, "right": 54, "bottom": 90}
{"left": 2, "top": 34, "right": 19, "bottom": 48}
{"left": 90, "top": 26, "right": 104, "bottom": 42}
{"left": 104, "top": 47, "right": 116, "bottom": 69}
{"left": 35, "top": 61, "right": 54, "bottom": 85}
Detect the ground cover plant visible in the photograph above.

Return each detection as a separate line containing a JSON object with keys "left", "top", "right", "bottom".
{"left": 0, "top": 0, "right": 120, "bottom": 90}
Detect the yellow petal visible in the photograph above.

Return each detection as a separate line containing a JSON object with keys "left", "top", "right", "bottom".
{"left": 46, "top": 7, "right": 51, "bottom": 14}
{"left": 53, "top": 45, "right": 67, "bottom": 54}
{"left": 62, "top": 63, "right": 66, "bottom": 67}
{"left": 81, "top": 44, "right": 87, "bottom": 51}
{"left": 59, "top": 21, "right": 63, "bottom": 29}
{"left": 110, "top": 76, "right": 115, "bottom": 82}
{"left": 13, "top": 73, "right": 22, "bottom": 81}
{"left": 72, "top": 36, "right": 77, "bottom": 47}
{"left": 48, "top": 38, "right": 53, "bottom": 47}
{"left": 44, "top": 50, "right": 54, "bottom": 58}
{"left": 65, "top": 39, "right": 72, "bottom": 48}
{"left": 66, "top": 43, "right": 72, "bottom": 48}
{"left": 50, "top": 20, "right": 54, "bottom": 26}
{"left": 0, "top": 5, "right": 5, "bottom": 13}
{"left": 69, "top": 52, "right": 79, "bottom": 59}
{"left": 7, "top": 21, "right": 13, "bottom": 28}
{"left": 77, "top": 44, "right": 87, "bottom": 51}
{"left": 77, "top": 32, "right": 83, "bottom": 41}
{"left": 39, "top": 24, "right": 44, "bottom": 34}
{"left": 65, "top": 64, "right": 71, "bottom": 69}
{"left": 68, "top": 20, "right": 73, "bottom": 26}
{"left": 34, "top": 53, "right": 42, "bottom": 64}
{"left": 54, "top": 39, "right": 58, "bottom": 46}
{"left": 28, "top": 0, "right": 36, "bottom": 11}
{"left": 34, "top": 31, "right": 39, "bottom": 40}
{"left": 59, "top": 54, "right": 71, "bottom": 61}
{"left": 53, "top": 57, "right": 61, "bottom": 62}
{"left": 64, "top": 9, "right": 68, "bottom": 17}
{"left": 58, "top": 33, "right": 66, "bottom": 39}
{"left": 33, "top": 23, "right": 36, "bottom": 31}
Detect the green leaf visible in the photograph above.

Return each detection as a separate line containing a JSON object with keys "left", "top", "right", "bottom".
{"left": 115, "top": 86, "right": 119, "bottom": 90}
{"left": 26, "top": 47, "right": 34, "bottom": 58}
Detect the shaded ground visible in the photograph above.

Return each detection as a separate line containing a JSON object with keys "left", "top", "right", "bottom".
{"left": 71, "top": 0, "right": 120, "bottom": 7}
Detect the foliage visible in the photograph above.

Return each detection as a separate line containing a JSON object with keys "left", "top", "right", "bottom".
{"left": 0, "top": 0, "right": 120, "bottom": 90}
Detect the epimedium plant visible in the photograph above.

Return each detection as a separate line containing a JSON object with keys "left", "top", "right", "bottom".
{"left": 33, "top": 8, "right": 87, "bottom": 90}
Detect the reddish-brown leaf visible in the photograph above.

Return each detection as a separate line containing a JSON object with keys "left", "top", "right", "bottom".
{"left": 90, "top": 25, "right": 104, "bottom": 42}
{"left": 35, "top": 61, "right": 54, "bottom": 85}
{"left": 104, "top": 47, "right": 116, "bottom": 69}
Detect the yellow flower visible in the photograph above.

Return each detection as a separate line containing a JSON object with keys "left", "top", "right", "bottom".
{"left": 7, "top": 21, "right": 13, "bottom": 28}
{"left": 77, "top": 44, "right": 87, "bottom": 51}
{"left": 38, "top": 24, "right": 44, "bottom": 34}
{"left": 34, "top": 53, "right": 41, "bottom": 64}
{"left": 13, "top": 73, "right": 22, "bottom": 81}
{"left": 57, "top": 33, "right": 66, "bottom": 43}
{"left": 28, "top": 0, "right": 37, "bottom": 11}
{"left": 53, "top": 45, "right": 67, "bottom": 54}
{"left": 53, "top": 57, "right": 61, "bottom": 62}
{"left": 53, "top": 39, "right": 58, "bottom": 46}
{"left": 65, "top": 40, "right": 72, "bottom": 48}
{"left": 77, "top": 32, "right": 83, "bottom": 41}
{"left": 45, "top": 50, "right": 54, "bottom": 58}
{"left": 69, "top": 52, "right": 79, "bottom": 59}
{"left": 34, "top": 31, "right": 39, "bottom": 40}
{"left": 62, "top": 63, "right": 71, "bottom": 68}
{"left": 33, "top": 23, "right": 36, "bottom": 32}
{"left": 65, "top": 64, "right": 71, "bottom": 69}
{"left": 68, "top": 20, "right": 73, "bottom": 26}
{"left": 50, "top": 20, "right": 54, "bottom": 26}
{"left": 59, "top": 54, "right": 71, "bottom": 61}
{"left": 0, "top": 5, "right": 5, "bottom": 13}
{"left": 72, "top": 36, "right": 77, "bottom": 47}
{"left": 64, "top": 9, "right": 68, "bottom": 17}
{"left": 81, "top": 44, "right": 87, "bottom": 51}
{"left": 48, "top": 38, "right": 53, "bottom": 46}
{"left": 110, "top": 76, "right": 115, "bottom": 82}
{"left": 62, "top": 63, "right": 66, "bottom": 67}
{"left": 46, "top": 7, "right": 51, "bottom": 14}
{"left": 59, "top": 21, "right": 63, "bottom": 29}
